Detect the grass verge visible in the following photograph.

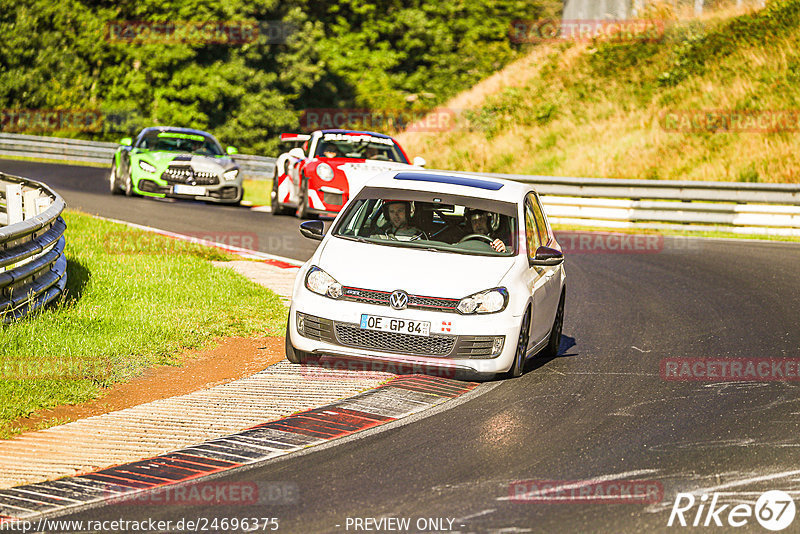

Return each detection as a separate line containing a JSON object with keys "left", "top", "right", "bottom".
{"left": 0, "top": 210, "right": 288, "bottom": 438}
{"left": 242, "top": 178, "right": 272, "bottom": 207}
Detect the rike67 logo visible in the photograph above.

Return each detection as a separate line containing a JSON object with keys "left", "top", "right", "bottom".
{"left": 668, "top": 491, "right": 796, "bottom": 531}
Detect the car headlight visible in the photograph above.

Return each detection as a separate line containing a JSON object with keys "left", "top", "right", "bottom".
{"left": 223, "top": 169, "right": 239, "bottom": 181}
{"left": 457, "top": 287, "right": 509, "bottom": 315}
{"left": 138, "top": 160, "right": 156, "bottom": 173}
{"left": 305, "top": 266, "right": 343, "bottom": 299}
{"left": 316, "top": 162, "right": 334, "bottom": 181}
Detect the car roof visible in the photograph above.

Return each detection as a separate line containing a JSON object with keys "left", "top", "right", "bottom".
{"left": 363, "top": 170, "right": 532, "bottom": 202}
{"left": 139, "top": 126, "right": 216, "bottom": 138}
{"left": 316, "top": 129, "right": 395, "bottom": 140}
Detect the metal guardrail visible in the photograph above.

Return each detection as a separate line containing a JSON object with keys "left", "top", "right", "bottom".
{"left": 2, "top": 133, "right": 800, "bottom": 236}
{"left": 0, "top": 172, "right": 68, "bottom": 323}
{"left": 0, "top": 132, "right": 276, "bottom": 179}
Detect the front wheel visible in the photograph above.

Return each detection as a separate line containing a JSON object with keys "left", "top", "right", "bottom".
{"left": 540, "top": 290, "right": 565, "bottom": 359}
{"left": 108, "top": 166, "right": 122, "bottom": 195}
{"left": 271, "top": 178, "right": 288, "bottom": 215}
{"left": 285, "top": 321, "right": 308, "bottom": 364}
{"left": 124, "top": 172, "right": 134, "bottom": 197}
{"left": 509, "top": 308, "right": 531, "bottom": 378}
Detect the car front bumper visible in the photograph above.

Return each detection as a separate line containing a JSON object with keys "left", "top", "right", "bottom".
{"left": 288, "top": 290, "right": 524, "bottom": 379}
{"left": 136, "top": 177, "right": 243, "bottom": 203}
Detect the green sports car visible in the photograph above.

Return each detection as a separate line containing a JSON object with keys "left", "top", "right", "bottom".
{"left": 109, "top": 126, "right": 243, "bottom": 204}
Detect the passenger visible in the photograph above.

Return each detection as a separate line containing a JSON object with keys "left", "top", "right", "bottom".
{"left": 374, "top": 200, "right": 425, "bottom": 240}
{"left": 464, "top": 208, "right": 507, "bottom": 252}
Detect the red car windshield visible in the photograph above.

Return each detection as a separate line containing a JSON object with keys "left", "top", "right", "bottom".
{"left": 314, "top": 133, "right": 407, "bottom": 163}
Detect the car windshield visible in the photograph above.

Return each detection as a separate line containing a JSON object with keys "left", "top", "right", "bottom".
{"left": 314, "top": 133, "right": 407, "bottom": 163}
{"left": 332, "top": 189, "right": 517, "bottom": 257}
{"left": 137, "top": 131, "right": 224, "bottom": 156}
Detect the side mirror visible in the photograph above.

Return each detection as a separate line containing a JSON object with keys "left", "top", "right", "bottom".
{"left": 227, "top": 146, "right": 238, "bottom": 155}
{"left": 289, "top": 147, "right": 305, "bottom": 159}
{"left": 120, "top": 137, "right": 133, "bottom": 146}
{"left": 413, "top": 156, "right": 426, "bottom": 167}
{"left": 300, "top": 220, "right": 325, "bottom": 241}
{"left": 530, "top": 245, "right": 564, "bottom": 266}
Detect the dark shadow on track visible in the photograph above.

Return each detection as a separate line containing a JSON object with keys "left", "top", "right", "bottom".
{"left": 525, "top": 334, "right": 578, "bottom": 373}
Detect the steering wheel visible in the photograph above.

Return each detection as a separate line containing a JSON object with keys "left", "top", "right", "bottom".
{"left": 459, "top": 233, "right": 494, "bottom": 244}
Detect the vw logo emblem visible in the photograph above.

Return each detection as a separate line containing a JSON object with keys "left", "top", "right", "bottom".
{"left": 389, "top": 290, "right": 408, "bottom": 310}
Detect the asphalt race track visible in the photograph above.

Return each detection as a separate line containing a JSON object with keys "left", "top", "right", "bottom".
{"left": 4, "top": 159, "right": 800, "bottom": 532}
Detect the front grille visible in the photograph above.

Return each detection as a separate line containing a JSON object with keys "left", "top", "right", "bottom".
{"left": 323, "top": 191, "right": 343, "bottom": 206}
{"left": 138, "top": 180, "right": 170, "bottom": 194}
{"left": 208, "top": 186, "right": 239, "bottom": 200}
{"left": 454, "top": 336, "right": 503, "bottom": 359}
{"left": 297, "top": 313, "right": 336, "bottom": 343}
{"left": 334, "top": 322, "right": 455, "bottom": 356}
{"left": 341, "top": 287, "right": 459, "bottom": 313}
{"left": 161, "top": 166, "right": 220, "bottom": 185}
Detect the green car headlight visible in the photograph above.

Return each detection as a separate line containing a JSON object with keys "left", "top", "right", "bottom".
{"left": 223, "top": 169, "right": 239, "bottom": 181}
{"left": 457, "top": 287, "right": 509, "bottom": 315}
{"left": 138, "top": 160, "right": 156, "bottom": 173}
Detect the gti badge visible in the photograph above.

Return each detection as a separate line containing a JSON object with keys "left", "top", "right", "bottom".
{"left": 389, "top": 290, "right": 409, "bottom": 310}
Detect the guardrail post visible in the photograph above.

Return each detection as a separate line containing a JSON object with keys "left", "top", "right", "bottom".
{"left": 5, "top": 184, "right": 23, "bottom": 225}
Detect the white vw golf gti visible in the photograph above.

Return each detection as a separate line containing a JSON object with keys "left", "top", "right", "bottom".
{"left": 286, "top": 171, "right": 566, "bottom": 379}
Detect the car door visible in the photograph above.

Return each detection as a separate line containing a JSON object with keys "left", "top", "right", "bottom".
{"left": 524, "top": 192, "right": 561, "bottom": 346}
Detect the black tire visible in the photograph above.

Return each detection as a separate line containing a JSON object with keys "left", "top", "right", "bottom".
{"left": 296, "top": 183, "right": 310, "bottom": 219}
{"left": 270, "top": 178, "right": 287, "bottom": 215}
{"left": 540, "top": 290, "right": 565, "bottom": 359}
{"left": 509, "top": 307, "right": 531, "bottom": 378}
{"left": 124, "top": 172, "right": 134, "bottom": 197}
{"left": 285, "top": 320, "right": 308, "bottom": 364}
{"left": 109, "top": 166, "right": 122, "bottom": 195}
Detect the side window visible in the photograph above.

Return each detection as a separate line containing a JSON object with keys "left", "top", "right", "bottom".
{"left": 524, "top": 197, "right": 541, "bottom": 258}
{"left": 532, "top": 194, "right": 549, "bottom": 247}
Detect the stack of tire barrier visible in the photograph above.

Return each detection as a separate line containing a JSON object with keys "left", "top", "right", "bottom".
{"left": 0, "top": 172, "right": 67, "bottom": 323}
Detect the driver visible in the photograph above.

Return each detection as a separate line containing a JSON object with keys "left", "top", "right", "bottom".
{"left": 321, "top": 142, "right": 340, "bottom": 158}
{"left": 373, "top": 200, "right": 425, "bottom": 240}
{"left": 464, "top": 208, "right": 507, "bottom": 252}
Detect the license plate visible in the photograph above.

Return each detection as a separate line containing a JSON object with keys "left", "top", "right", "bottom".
{"left": 173, "top": 184, "right": 206, "bottom": 196}
{"left": 360, "top": 314, "right": 430, "bottom": 337}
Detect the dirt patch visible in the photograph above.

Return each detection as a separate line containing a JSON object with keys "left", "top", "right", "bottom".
{"left": 9, "top": 336, "right": 286, "bottom": 436}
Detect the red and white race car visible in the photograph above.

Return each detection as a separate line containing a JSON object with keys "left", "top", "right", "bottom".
{"left": 271, "top": 129, "right": 425, "bottom": 218}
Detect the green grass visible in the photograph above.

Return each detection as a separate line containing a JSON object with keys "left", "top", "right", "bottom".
{"left": 0, "top": 210, "right": 288, "bottom": 438}
{"left": 0, "top": 154, "right": 108, "bottom": 168}
{"left": 242, "top": 178, "right": 272, "bottom": 207}
{"left": 551, "top": 223, "right": 800, "bottom": 243}
{"left": 401, "top": 0, "right": 800, "bottom": 184}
